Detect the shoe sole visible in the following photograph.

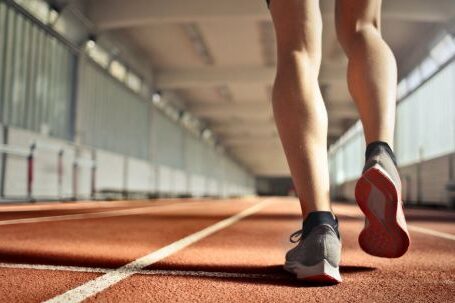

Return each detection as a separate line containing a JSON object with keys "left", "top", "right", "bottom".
{"left": 355, "top": 164, "right": 410, "bottom": 258}
{"left": 284, "top": 259, "right": 342, "bottom": 283}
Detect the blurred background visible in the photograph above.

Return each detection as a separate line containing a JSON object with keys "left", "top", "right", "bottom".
{"left": 0, "top": 0, "right": 454, "bottom": 208}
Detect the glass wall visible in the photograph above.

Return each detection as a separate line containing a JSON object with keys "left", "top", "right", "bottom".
{"left": 0, "top": 2, "right": 75, "bottom": 139}
{"left": 396, "top": 61, "right": 455, "bottom": 166}
{"left": 329, "top": 58, "right": 455, "bottom": 186}
{"left": 76, "top": 58, "right": 150, "bottom": 160}
{"left": 328, "top": 122, "right": 365, "bottom": 185}
{"left": 152, "top": 108, "right": 185, "bottom": 168}
{"left": 0, "top": 0, "right": 255, "bottom": 195}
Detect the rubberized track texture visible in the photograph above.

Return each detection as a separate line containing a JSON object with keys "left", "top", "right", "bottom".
{"left": 0, "top": 197, "right": 454, "bottom": 302}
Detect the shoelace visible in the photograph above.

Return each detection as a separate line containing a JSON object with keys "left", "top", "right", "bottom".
{"left": 289, "top": 217, "right": 340, "bottom": 244}
{"left": 289, "top": 229, "right": 303, "bottom": 243}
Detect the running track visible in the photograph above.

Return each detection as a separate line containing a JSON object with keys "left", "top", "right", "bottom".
{"left": 0, "top": 197, "right": 453, "bottom": 302}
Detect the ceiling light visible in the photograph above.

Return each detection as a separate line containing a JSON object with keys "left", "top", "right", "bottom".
{"left": 86, "top": 34, "right": 97, "bottom": 49}
{"left": 152, "top": 91, "right": 161, "bottom": 104}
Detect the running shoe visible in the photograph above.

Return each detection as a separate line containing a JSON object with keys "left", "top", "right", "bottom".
{"left": 355, "top": 142, "right": 410, "bottom": 258}
{"left": 284, "top": 211, "right": 342, "bottom": 283}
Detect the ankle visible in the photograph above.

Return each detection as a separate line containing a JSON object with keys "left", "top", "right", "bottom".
{"left": 365, "top": 141, "right": 397, "bottom": 165}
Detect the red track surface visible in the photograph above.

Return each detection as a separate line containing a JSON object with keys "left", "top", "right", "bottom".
{"left": 0, "top": 197, "right": 454, "bottom": 302}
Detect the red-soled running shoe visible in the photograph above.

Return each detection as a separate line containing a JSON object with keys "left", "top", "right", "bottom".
{"left": 355, "top": 142, "right": 410, "bottom": 258}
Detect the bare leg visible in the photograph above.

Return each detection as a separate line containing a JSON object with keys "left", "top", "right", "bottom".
{"left": 336, "top": 0, "right": 397, "bottom": 147}
{"left": 269, "top": 0, "right": 331, "bottom": 217}
{"left": 336, "top": 0, "right": 410, "bottom": 258}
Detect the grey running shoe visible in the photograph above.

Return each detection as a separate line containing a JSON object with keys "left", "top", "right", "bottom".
{"left": 284, "top": 212, "right": 342, "bottom": 283}
{"left": 355, "top": 142, "right": 410, "bottom": 258}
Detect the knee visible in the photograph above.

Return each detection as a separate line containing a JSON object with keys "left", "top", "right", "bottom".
{"left": 337, "top": 21, "right": 380, "bottom": 55}
{"left": 275, "top": 29, "right": 323, "bottom": 79}
{"left": 274, "top": 25, "right": 323, "bottom": 73}
{"left": 276, "top": 48, "right": 321, "bottom": 75}
{"left": 335, "top": 2, "right": 381, "bottom": 55}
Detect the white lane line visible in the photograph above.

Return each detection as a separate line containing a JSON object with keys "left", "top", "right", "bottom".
{"left": 408, "top": 225, "right": 455, "bottom": 241}
{"left": 0, "top": 262, "right": 285, "bottom": 280}
{"left": 0, "top": 197, "right": 246, "bottom": 213}
{"left": 0, "top": 199, "right": 206, "bottom": 212}
{"left": 0, "top": 262, "right": 108, "bottom": 273}
{"left": 335, "top": 209, "right": 455, "bottom": 241}
{"left": 0, "top": 201, "right": 147, "bottom": 212}
{"left": 0, "top": 201, "right": 206, "bottom": 226}
{"left": 43, "top": 199, "right": 273, "bottom": 303}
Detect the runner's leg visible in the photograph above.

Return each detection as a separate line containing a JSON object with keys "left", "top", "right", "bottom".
{"left": 269, "top": 0, "right": 331, "bottom": 217}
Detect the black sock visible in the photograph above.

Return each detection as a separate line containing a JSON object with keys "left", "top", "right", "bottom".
{"left": 365, "top": 141, "right": 397, "bottom": 166}
{"left": 302, "top": 211, "right": 340, "bottom": 239}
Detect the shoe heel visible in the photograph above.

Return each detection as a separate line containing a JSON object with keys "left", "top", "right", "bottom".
{"left": 285, "top": 259, "right": 342, "bottom": 283}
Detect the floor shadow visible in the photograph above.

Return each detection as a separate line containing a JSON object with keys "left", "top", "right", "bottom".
{"left": 139, "top": 263, "right": 376, "bottom": 287}
{"left": 0, "top": 249, "right": 376, "bottom": 288}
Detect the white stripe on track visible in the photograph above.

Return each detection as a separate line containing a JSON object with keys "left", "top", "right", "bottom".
{"left": 408, "top": 225, "right": 455, "bottom": 241}
{"left": 0, "top": 262, "right": 108, "bottom": 273}
{"left": 0, "top": 262, "right": 284, "bottom": 280}
{"left": 0, "top": 199, "right": 202, "bottom": 212}
{"left": 335, "top": 209, "right": 455, "bottom": 241}
{"left": 43, "top": 199, "right": 273, "bottom": 303}
{"left": 0, "top": 201, "right": 204, "bottom": 226}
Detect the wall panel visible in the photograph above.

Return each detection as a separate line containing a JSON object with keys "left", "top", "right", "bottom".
{"left": 0, "top": 5, "right": 74, "bottom": 139}
{"left": 77, "top": 58, "right": 149, "bottom": 160}
{"left": 126, "top": 158, "right": 151, "bottom": 192}
{"left": 74, "top": 147, "right": 93, "bottom": 199}
{"left": 152, "top": 109, "right": 184, "bottom": 169}
{"left": 95, "top": 150, "right": 124, "bottom": 192}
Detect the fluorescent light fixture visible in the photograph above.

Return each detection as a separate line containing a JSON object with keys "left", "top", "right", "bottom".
{"left": 109, "top": 60, "right": 127, "bottom": 81}
{"left": 430, "top": 34, "right": 455, "bottom": 65}
{"left": 86, "top": 39, "right": 96, "bottom": 49}
{"left": 202, "top": 129, "right": 212, "bottom": 140}
{"left": 48, "top": 9, "right": 59, "bottom": 25}
{"left": 126, "top": 72, "right": 142, "bottom": 93}
{"left": 152, "top": 91, "right": 161, "bottom": 104}
{"left": 48, "top": 3, "right": 60, "bottom": 25}
{"left": 182, "top": 23, "right": 213, "bottom": 65}
{"left": 86, "top": 34, "right": 97, "bottom": 49}
{"left": 419, "top": 57, "right": 438, "bottom": 80}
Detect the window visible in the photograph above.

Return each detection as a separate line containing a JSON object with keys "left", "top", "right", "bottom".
{"left": 419, "top": 57, "right": 438, "bottom": 80}
{"left": 13, "top": 0, "right": 49, "bottom": 23}
{"left": 430, "top": 34, "right": 455, "bottom": 66}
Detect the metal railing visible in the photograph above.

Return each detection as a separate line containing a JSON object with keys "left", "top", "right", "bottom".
{"left": 0, "top": 142, "right": 96, "bottom": 201}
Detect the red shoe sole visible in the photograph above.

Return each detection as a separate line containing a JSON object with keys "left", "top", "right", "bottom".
{"left": 355, "top": 165, "right": 410, "bottom": 258}
{"left": 303, "top": 274, "right": 341, "bottom": 284}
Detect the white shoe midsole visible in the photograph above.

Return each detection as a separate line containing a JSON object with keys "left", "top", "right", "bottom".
{"left": 284, "top": 259, "right": 342, "bottom": 281}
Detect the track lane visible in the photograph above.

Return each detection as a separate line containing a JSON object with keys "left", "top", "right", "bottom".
{"left": 0, "top": 199, "right": 266, "bottom": 303}
{"left": 44, "top": 200, "right": 273, "bottom": 303}
{"left": 0, "top": 267, "right": 101, "bottom": 303}
{"left": 0, "top": 198, "right": 453, "bottom": 302}
{"left": 0, "top": 199, "right": 212, "bottom": 221}
{"left": 87, "top": 199, "right": 455, "bottom": 303}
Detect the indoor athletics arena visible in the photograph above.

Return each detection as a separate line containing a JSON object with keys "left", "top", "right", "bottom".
{"left": 0, "top": 0, "right": 454, "bottom": 302}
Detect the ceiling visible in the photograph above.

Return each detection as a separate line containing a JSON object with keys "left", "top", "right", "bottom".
{"left": 67, "top": 0, "right": 454, "bottom": 176}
